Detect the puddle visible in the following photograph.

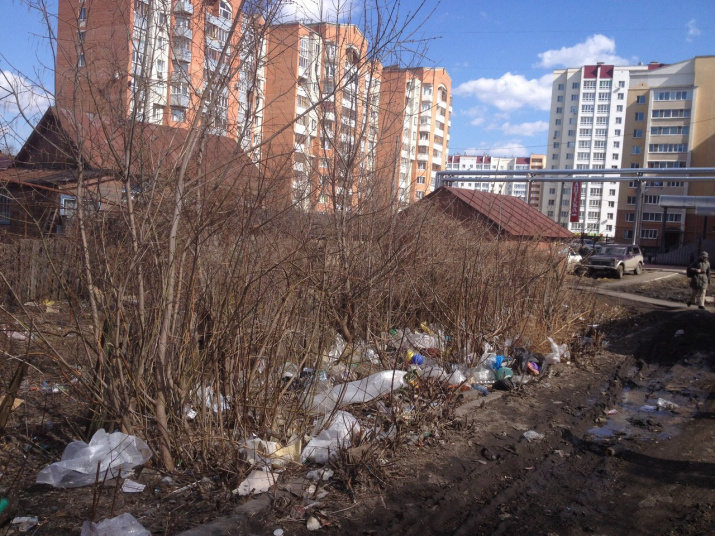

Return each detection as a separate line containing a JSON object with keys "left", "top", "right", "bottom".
{"left": 586, "top": 385, "right": 699, "bottom": 441}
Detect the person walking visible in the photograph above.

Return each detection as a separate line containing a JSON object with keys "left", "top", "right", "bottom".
{"left": 687, "top": 251, "right": 711, "bottom": 309}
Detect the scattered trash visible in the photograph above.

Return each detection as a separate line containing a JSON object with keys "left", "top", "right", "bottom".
{"left": 656, "top": 398, "right": 679, "bottom": 411}
{"left": 306, "top": 516, "right": 321, "bottom": 531}
{"left": 194, "top": 384, "right": 230, "bottom": 413}
{"left": 306, "top": 468, "right": 334, "bottom": 481}
{"left": 307, "top": 370, "right": 408, "bottom": 413}
{"left": 472, "top": 384, "right": 489, "bottom": 396}
{"left": 232, "top": 469, "right": 278, "bottom": 496}
{"left": 11, "top": 517, "right": 38, "bottom": 532}
{"left": 674, "top": 329, "right": 685, "bottom": 338}
{"left": 523, "top": 431, "right": 545, "bottom": 442}
{"left": 493, "top": 378, "right": 515, "bottom": 391}
{"left": 121, "top": 479, "right": 146, "bottom": 493}
{"left": 527, "top": 362, "right": 540, "bottom": 375}
{"left": 274, "top": 529, "right": 285, "bottom": 536}
{"left": 36, "top": 429, "right": 152, "bottom": 488}
{"left": 301, "top": 411, "right": 360, "bottom": 464}
{"left": 607, "top": 409, "right": 619, "bottom": 415}
{"left": 80, "top": 512, "right": 150, "bottom": 536}
{"left": 0, "top": 395, "right": 24, "bottom": 411}
{"left": 544, "top": 337, "right": 570, "bottom": 365}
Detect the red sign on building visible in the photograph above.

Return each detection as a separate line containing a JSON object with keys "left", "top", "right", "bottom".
{"left": 569, "top": 181, "right": 581, "bottom": 223}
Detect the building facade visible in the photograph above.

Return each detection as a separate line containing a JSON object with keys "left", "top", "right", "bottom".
{"left": 617, "top": 56, "right": 715, "bottom": 250}
{"left": 378, "top": 67, "right": 452, "bottom": 208}
{"left": 541, "top": 63, "right": 650, "bottom": 237}
{"left": 444, "top": 154, "right": 545, "bottom": 203}
{"left": 56, "top": 0, "right": 265, "bottom": 150}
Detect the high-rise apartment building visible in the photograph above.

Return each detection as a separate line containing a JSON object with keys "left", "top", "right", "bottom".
{"left": 617, "top": 56, "right": 715, "bottom": 250}
{"left": 262, "top": 22, "right": 383, "bottom": 211}
{"left": 541, "top": 63, "right": 650, "bottom": 237}
{"left": 56, "top": 0, "right": 265, "bottom": 149}
{"left": 444, "top": 153, "right": 545, "bottom": 203}
{"left": 378, "top": 67, "right": 452, "bottom": 207}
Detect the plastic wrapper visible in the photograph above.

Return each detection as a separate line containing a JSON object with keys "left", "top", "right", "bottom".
{"left": 544, "top": 337, "right": 570, "bottom": 365}
{"left": 80, "top": 513, "right": 150, "bottom": 536}
{"left": 36, "top": 430, "right": 152, "bottom": 488}
{"left": 301, "top": 410, "right": 360, "bottom": 464}
{"left": 233, "top": 469, "right": 278, "bottom": 496}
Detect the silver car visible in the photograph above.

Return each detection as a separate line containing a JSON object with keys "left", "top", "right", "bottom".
{"left": 581, "top": 243, "right": 644, "bottom": 279}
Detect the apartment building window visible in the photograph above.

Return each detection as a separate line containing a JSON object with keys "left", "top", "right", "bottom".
{"left": 566, "top": 153, "right": 573, "bottom": 160}
{"left": 593, "top": 152, "right": 605, "bottom": 161}
{"left": 548, "top": 199, "right": 555, "bottom": 206}
{"left": 652, "top": 108, "right": 690, "bottom": 118}
{"left": 651, "top": 126, "right": 689, "bottom": 135}
{"left": 579, "top": 128, "right": 591, "bottom": 137}
{"left": 561, "top": 199, "right": 569, "bottom": 206}
{"left": 635, "top": 112, "right": 644, "bottom": 121}
{"left": 566, "top": 141, "right": 575, "bottom": 148}
{"left": 569, "top": 118, "right": 577, "bottom": 125}
{"left": 613, "top": 141, "right": 620, "bottom": 148}
{"left": 616, "top": 105, "right": 623, "bottom": 112}
{"left": 570, "top": 106, "right": 577, "bottom": 114}
{"left": 590, "top": 188, "right": 602, "bottom": 196}
{"left": 547, "top": 210, "right": 554, "bottom": 217}
{"left": 171, "top": 108, "right": 186, "bottom": 122}
{"left": 79, "top": 7, "right": 87, "bottom": 21}
{"left": 580, "top": 117, "right": 593, "bottom": 125}
{"left": 554, "top": 130, "right": 560, "bottom": 137}
{"left": 635, "top": 95, "right": 646, "bottom": 104}
{"left": 578, "top": 140, "right": 591, "bottom": 148}
{"left": 417, "top": 176, "right": 426, "bottom": 184}
{"left": 666, "top": 181, "right": 685, "bottom": 187}
{"left": 643, "top": 195, "right": 660, "bottom": 204}
{"left": 583, "top": 92, "right": 595, "bottom": 101}
{"left": 552, "top": 154, "right": 558, "bottom": 160}
{"left": 549, "top": 188, "right": 556, "bottom": 194}
{"left": 615, "top": 117, "right": 622, "bottom": 124}
{"left": 649, "top": 143, "right": 687, "bottom": 153}
{"left": 577, "top": 152, "right": 589, "bottom": 160}
{"left": 78, "top": 52, "right": 85, "bottom": 68}
{"left": 299, "top": 37, "right": 310, "bottom": 68}
{"left": 568, "top": 130, "right": 575, "bottom": 136}
{"left": 555, "top": 119, "right": 562, "bottom": 125}
{"left": 642, "top": 213, "right": 663, "bottom": 222}
{"left": 641, "top": 229, "right": 658, "bottom": 239}
{"left": 594, "top": 140, "right": 605, "bottom": 149}
{"left": 219, "top": 1, "right": 233, "bottom": 19}
{"left": 561, "top": 211, "right": 568, "bottom": 218}
{"left": 597, "top": 104, "right": 609, "bottom": 113}
{"left": 619, "top": 81, "right": 625, "bottom": 88}
{"left": 558, "top": 83, "right": 565, "bottom": 90}
{"left": 608, "top": 201, "right": 615, "bottom": 207}
{"left": 608, "top": 189, "right": 616, "bottom": 196}
{"left": 572, "top": 82, "right": 579, "bottom": 89}
{"left": 597, "top": 93, "right": 610, "bottom": 102}
{"left": 633, "top": 129, "right": 643, "bottom": 139}
{"left": 631, "top": 146, "right": 642, "bottom": 155}
{"left": 587, "top": 211, "right": 600, "bottom": 219}
{"left": 594, "top": 128, "right": 606, "bottom": 137}
{"left": 553, "top": 142, "right": 559, "bottom": 148}
{"left": 416, "top": 191, "right": 424, "bottom": 200}
{"left": 617, "top": 93, "right": 624, "bottom": 100}
{"left": 571, "top": 94, "right": 579, "bottom": 101}
{"left": 596, "top": 117, "right": 608, "bottom": 126}
{"left": 630, "top": 163, "right": 641, "bottom": 169}
{"left": 653, "top": 91, "right": 690, "bottom": 101}
{"left": 588, "top": 200, "right": 601, "bottom": 207}
{"left": 582, "top": 104, "right": 594, "bottom": 113}
{"left": 649, "top": 161, "right": 686, "bottom": 168}
{"left": 615, "top": 129, "right": 621, "bottom": 136}
{"left": 607, "top": 213, "right": 614, "bottom": 220}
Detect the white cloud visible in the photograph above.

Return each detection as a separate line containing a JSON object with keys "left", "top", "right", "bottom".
{"left": 454, "top": 72, "right": 553, "bottom": 112}
{"left": 278, "top": 0, "right": 357, "bottom": 22}
{"left": 687, "top": 19, "right": 701, "bottom": 42}
{"left": 497, "top": 121, "right": 549, "bottom": 137}
{"left": 535, "top": 34, "right": 629, "bottom": 69}
{"left": 0, "top": 71, "right": 52, "bottom": 119}
{"left": 463, "top": 140, "right": 529, "bottom": 158}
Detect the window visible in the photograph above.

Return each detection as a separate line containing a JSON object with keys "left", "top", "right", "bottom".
{"left": 554, "top": 130, "right": 561, "bottom": 137}
{"left": 152, "top": 104, "right": 163, "bottom": 121}
{"left": 583, "top": 92, "right": 595, "bottom": 101}
{"left": 599, "top": 80, "right": 612, "bottom": 89}
{"left": 577, "top": 152, "right": 589, "bottom": 160}
{"left": 553, "top": 142, "right": 559, "bottom": 148}
{"left": 612, "top": 153, "right": 619, "bottom": 160}
{"left": 609, "top": 189, "right": 616, "bottom": 196}
{"left": 578, "top": 140, "right": 591, "bottom": 148}
{"left": 569, "top": 118, "right": 577, "bottom": 125}
{"left": 597, "top": 104, "right": 609, "bottom": 113}
{"left": 616, "top": 105, "right": 623, "bottom": 112}
{"left": 649, "top": 143, "right": 688, "bottom": 153}
{"left": 547, "top": 210, "right": 554, "bottom": 217}
{"left": 557, "top": 95, "right": 564, "bottom": 102}
{"left": 571, "top": 94, "right": 579, "bottom": 101}
{"left": 619, "top": 81, "right": 625, "bottom": 88}
{"left": 651, "top": 126, "right": 690, "bottom": 135}
{"left": 584, "top": 81, "right": 596, "bottom": 89}
{"left": 642, "top": 213, "right": 663, "bottom": 222}
{"left": 416, "top": 176, "right": 425, "bottom": 184}
{"left": 635, "top": 112, "right": 644, "bottom": 121}
{"left": 562, "top": 199, "right": 569, "bottom": 206}
{"left": 549, "top": 188, "right": 556, "bottom": 194}
{"left": 558, "top": 83, "right": 565, "bottom": 90}
{"left": 649, "top": 161, "right": 686, "bottom": 168}
{"left": 627, "top": 196, "right": 636, "bottom": 205}
{"left": 596, "top": 117, "right": 608, "bottom": 125}
{"left": 579, "top": 128, "right": 591, "bottom": 137}
{"left": 588, "top": 211, "right": 600, "bottom": 219}
{"left": 566, "top": 153, "right": 573, "bottom": 159}
{"left": 615, "top": 117, "right": 622, "bottom": 124}
{"left": 613, "top": 141, "right": 620, "bottom": 148}
{"left": 570, "top": 106, "right": 578, "bottom": 114}
{"left": 219, "top": 1, "right": 233, "bottom": 19}
{"left": 643, "top": 195, "right": 660, "bottom": 204}
{"left": 615, "top": 129, "right": 621, "bottom": 136}
{"left": 78, "top": 52, "right": 85, "bottom": 68}
{"left": 561, "top": 211, "right": 569, "bottom": 218}
{"left": 79, "top": 7, "right": 87, "bottom": 21}
{"left": 653, "top": 91, "right": 690, "bottom": 101}
{"left": 568, "top": 130, "right": 576, "bottom": 136}
{"left": 617, "top": 93, "right": 624, "bottom": 100}
{"left": 636, "top": 95, "right": 646, "bottom": 104}
{"left": 631, "top": 146, "right": 642, "bottom": 155}
{"left": 552, "top": 154, "right": 558, "bottom": 160}
{"left": 556, "top": 107, "right": 563, "bottom": 114}
{"left": 666, "top": 181, "right": 685, "bottom": 187}
{"left": 171, "top": 108, "right": 185, "bottom": 122}
{"left": 608, "top": 201, "right": 615, "bottom": 208}
{"left": 652, "top": 109, "right": 691, "bottom": 118}
{"left": 607, "top": 213, "right": 614, "bottom": 220}
{"left": 582, "top": 104, "right": 594, "bottom": 113}
{"left": 580, "top": 117, "right": 593, "bottom": 125}
{"left": 588, "top": 200, "right": 601, "bottom": 207}
{"left": 641, "top": 229, "right": 658, "bottom": 239}
{"left": 548, "top": 199, "right": 555, "bottom": 206}
{"left": 594, "top": 140, "right": 606, "bottom": 149}
{"left": 590, "top": 188, "right": 602, "bottom": 196}
{"left": 598, "top": 92, "right": 610, "bottom": 101}
{"left": 555, "top": 119, "right": 562, "bottom": 125}
{"left": 633, "top": 129, "right": 643, "bottom": 139}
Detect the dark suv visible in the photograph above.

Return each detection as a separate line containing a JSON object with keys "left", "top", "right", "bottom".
{"left": 581, "top": 243, "right": 644, "bottom": 279}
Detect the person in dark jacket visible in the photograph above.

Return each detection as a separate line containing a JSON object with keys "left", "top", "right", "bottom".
{"left": 687, "top": 251, "right": 711, "bottom": 309}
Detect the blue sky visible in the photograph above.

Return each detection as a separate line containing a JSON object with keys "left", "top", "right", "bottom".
{"left": 1, "top": 0, "right": 714, "bottom": 155}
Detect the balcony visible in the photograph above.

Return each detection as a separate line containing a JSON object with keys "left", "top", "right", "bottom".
{"left": 417, "top": 153, "right": 429, "bottom": 162}
{"left": 174, "top": 26, "right": 192, "bottom": 40}
{"left": 170, "top": 93, "right": 190, "bottom": 108}
{"left": 173, "top": 47, "right": 191, "bottom": 64}
{"left": 174, "top": 1, "right": 194, "bottom": 15}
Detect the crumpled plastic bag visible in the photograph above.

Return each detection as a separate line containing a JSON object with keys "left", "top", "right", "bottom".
{"left": 301, "top": 410, "right": 360, "bottom": 464}
{"left": 232, "top": 469, "right": 278, "bottom": 496}
{"left": 36, "top": 429, "right": 152, "bottom": 488}
{"left": 305, "top": 370, "right": 408, "bottom": 413}
{"left": 544, "top": 337, "right": 570, "bottom": 365}
{"left": 80, "top": 513, "right": 150, "bottom": 536}
{"left": 239, "top": 438, "right": 297, "bottom": 469}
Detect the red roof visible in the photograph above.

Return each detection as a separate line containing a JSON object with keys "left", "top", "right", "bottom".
{"left": 425, "top": 187, "right": 574, "bottom": 240}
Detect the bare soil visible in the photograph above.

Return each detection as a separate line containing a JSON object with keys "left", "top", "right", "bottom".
{"left": 1, "top": 279, "right": 713, "bottom": 535}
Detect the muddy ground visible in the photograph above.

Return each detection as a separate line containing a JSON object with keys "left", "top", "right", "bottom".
{"left": 1, "top": 275, "right": 713, "bottom": 535}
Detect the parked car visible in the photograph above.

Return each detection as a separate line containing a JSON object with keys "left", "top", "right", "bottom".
{"left": 581, "top": 243, "right": 644, "bottom": 279}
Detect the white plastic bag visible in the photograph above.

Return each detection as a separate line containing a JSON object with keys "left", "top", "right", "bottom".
{"left": 544, "top": 337, "right": 570, "bottom": 365}
{"left": 301, "top": 411, "right": 360, "bottom": 464}
{"left": 233, "top": 469, "right": 278, "bottom": 496}
{"left": 80, "top": 513, "right": 150, "bottom": 536}
{"left": 36, "top": 429, "right": 152, "bottom": 488}
{"left": 329, "top": 370, "right": 407, "bottom": 406}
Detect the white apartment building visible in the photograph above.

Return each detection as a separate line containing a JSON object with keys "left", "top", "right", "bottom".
{"left": 444, "top": 154, "right": 537, "bottom": 202}
{"left": 541, "top": 63, "right": 649, "bottom": 237}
